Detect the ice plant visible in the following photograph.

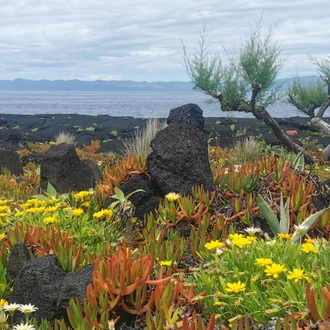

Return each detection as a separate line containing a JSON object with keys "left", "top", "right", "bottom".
{"left": 287, "top": 268, "right": 310, "bottom": 283}
{"left": 225, "top": 281, "right": 246, "bottom": 293}
{"left": 265, "top": 263, "right": 287, "bottom": 278}
{"left": 204, "top": 240, "right": 226, "bottom": 250}
{"left": 301, "top": 242, "right": 318, "bottom": 254}
{"left": 165, "top": 192, "right": 180, "bottom": 202}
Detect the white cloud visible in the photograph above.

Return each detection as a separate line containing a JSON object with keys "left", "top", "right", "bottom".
{"left": 0, "top": 0, "right": 329, "bottom": 81}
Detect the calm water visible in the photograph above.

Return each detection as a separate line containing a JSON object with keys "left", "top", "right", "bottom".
{"left": 0, "top": 91, "right": 311, "bottom": 118}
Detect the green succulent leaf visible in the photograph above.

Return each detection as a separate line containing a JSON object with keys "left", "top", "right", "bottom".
{"left": 257, "top": 194, "right": 281, "bottom": 235}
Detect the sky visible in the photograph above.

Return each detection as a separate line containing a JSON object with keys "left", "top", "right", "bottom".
{"left": 0, "top": 0, "right": 329, "bottom": 82}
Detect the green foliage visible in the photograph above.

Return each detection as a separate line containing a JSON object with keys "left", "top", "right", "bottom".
{"left": 182, "top": 18, "right": 283, "bottom": 112}
{"left": 193, "top": 236, "right": 330, "bottom": 324}
{"left": 239, "top": 20, "right": 284, "bottom": 108}
{"left": 286, "top": 76, "right": 327, "bottom": 117}
{"left": 182, "top": 26, "right": 223, "bottom": 96}
{"left": 257, "top": 193, "right": 325, "bottom": 240}
{"left": 257, "top": 193, "right": 289, "bottom": 235}
{"left": 229, "top": 135, "right": 262, "bottom": 165}
{"left": 109, "top": 187, "right": 144, "bottom": 210}
{"left": 309, "top": 54, "right": 330, "bottom": 82}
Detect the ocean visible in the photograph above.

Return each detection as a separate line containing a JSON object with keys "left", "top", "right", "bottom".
{"left": 0, "top": 91, "right": 313, "bottom": 118}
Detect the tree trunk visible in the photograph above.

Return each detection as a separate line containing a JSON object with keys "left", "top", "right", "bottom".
{"left": 311, "top": 117, "right": 330, "bottom": 136}
{"left": 255, "top": 109, "right": 315, "bottom": 164}
{"left": 311, "top": 117, "right": 330, "bottom": 161}
{"left": 316, "top": 96, "right": 330, "bottom": 117}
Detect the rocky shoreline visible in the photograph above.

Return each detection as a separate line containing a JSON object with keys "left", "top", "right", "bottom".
{"left": 0, "top": 112, "right": 329, "bottom": 153}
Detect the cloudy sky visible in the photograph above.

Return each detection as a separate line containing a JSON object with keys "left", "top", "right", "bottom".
{"left": 0, "top": 0, "right": 329, "bottom": 82}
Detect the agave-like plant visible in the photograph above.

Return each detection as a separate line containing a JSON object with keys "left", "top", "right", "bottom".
{"left": 257, "top": 193, "right": 325, "bottom": 242}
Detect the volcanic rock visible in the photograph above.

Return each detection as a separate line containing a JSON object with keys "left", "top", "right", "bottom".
{"left": 40, "top": 143, "right": 96, "bottom": 193}
{"left": 147, "top": 103, "right": 214, "bottom": 195}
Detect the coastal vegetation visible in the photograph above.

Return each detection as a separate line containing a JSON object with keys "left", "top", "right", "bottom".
{"left": 182, "top": 19, "right": 330, "bottom": 165}
{"left": 1, "top": 133, "right": 330, "bottom": 329}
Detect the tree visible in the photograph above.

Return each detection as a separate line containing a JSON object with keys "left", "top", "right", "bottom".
{"left": 182, "top": 20, "right": 315, "bottom": 164}
{"left": 286, "top": 55, "right": 330, "bottom": 159}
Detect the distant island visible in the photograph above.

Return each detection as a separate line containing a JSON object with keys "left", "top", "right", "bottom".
{"left": 0, "top": 76, "right": 321, "bottom": 92}
{"left": 0, "top": 79, "right": 195, "bottom": 92}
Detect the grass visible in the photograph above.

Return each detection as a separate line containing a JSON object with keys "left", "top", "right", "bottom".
{"left": 122, "top": 117, "right": 167, "bottom": 157}
{"left": 54, "top": 131, "right": 76, "bottom": 145}
{"left": 228, "top": 135, "right": 261, "bottom": 165}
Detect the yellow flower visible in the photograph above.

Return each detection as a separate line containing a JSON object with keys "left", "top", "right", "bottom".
{"left": 159, "top": 260, "right": 172, "bottom": 267}
{"left": 43, "top": 216, "right": 60, "bottom": 225}
{"left": 81, "top": 201, "right": 90, "bottom": 207}
{"left": 0, "top": 199, "right": 8, "bottom": 205}
{"left": 265, "top": 263, "right": 287, "bottom": 278}
{"left": 0, "top": 205, "right": 9, "bottom": 213}
{"left": 204, "top": 240, "right": 226, "bottom": 250}
{"left": 93, "top": 209, "right": 113, "bottom": 220}
{"left": 15, "top": 211, "right": 25, "bottom": 217}
{"left": 277, "top": 233, "right": 292, "bottom": 240}
{"left": 231, "top": 236, "right": 252, "bottom": 248}
{"left": 255, "top": 258, "right": 273, "bottom": 267}
{"left": 246, "top": 236, "right": 257, "bottom": 243}
{"left": 26, "top": 208, "right": 37, "bottom": 214}
{"left": 35, "top": 206, "right": 46, "bottom": 214}
{"left": 73, "top": 191, "right": 90, "bottom": 202}
{"left": 0, "top": 233, "right": 6, "bottom": 242}
{"left": 301, "top": 242, "right": 318, "bottom": 254}
{"left": 0, "top": 298, "right": 8, "bottom": 307}
{"left": 46, "top": 206, "right": 58, "bottom": 212}
{"left": 304, "top": 238, "right": 314, "bottom": 244}
{"left": 71, "top": 208, "right": 84, "bottom": 217}
{"left": 165, "top": 192, "right": 180, "bottom": 202}
{"left": 225, "top": 281, "right": 246, "bottom": 293}
{"left": 287, "top": 268, "right": 310, "bottom": 283}
{"left": 0, "top": 213, "right": 7, "bottom": 218}
{"left": 228, "top": 233, "right": 244, "bottom": 240}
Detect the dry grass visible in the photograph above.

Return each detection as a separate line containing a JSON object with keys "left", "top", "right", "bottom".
{"left": 54, "top": 131, "right": 76, "bottom": 145}
{"left": 229, "top": 135, "right": 261, "bottom": 164}
{"left": 122, "top": 118, "right": 167, "bottom": 157}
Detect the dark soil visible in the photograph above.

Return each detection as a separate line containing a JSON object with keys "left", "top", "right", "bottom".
{"left": 0, "top": 113, "right": 329, "bottom": 153}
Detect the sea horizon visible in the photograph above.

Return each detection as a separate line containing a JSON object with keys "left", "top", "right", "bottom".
{"left": 0, "top": 90, "right": 317, "bottom": 118}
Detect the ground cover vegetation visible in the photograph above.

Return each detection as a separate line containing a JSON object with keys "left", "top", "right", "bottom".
{"left": 1, "top": 132, "right": 330, "bottom": 329}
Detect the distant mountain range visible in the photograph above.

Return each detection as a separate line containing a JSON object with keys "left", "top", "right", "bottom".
{"left": 0, "top": 76, "right": 321, "bottom": 92}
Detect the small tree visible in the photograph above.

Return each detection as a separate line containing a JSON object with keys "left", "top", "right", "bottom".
{"left": 286, "top": 76, "right": 327, "bottom": 118}
{"left": 182, "top": 20, "right": 315, "bottom": 164}
{"left": 286, "top": 55, "right": 330, "bottom": 159}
